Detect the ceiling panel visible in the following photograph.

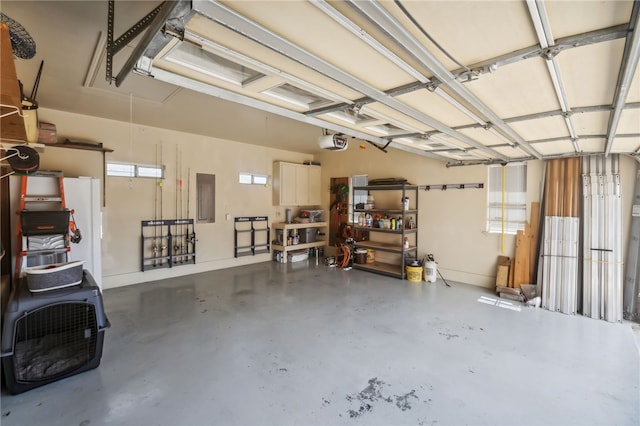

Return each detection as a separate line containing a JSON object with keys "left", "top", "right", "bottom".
{"left": 610, "top": 137, "right": 640, "bottom": 153}
{"left": 571, "top": 111, "right": 610, "bottom": 136}
{"left": 378, "top": 0, "right": 538, "bottom": 70}
{"left": 578, "top": 138, "right": 607, "bottom": 153}
{"left": 464, "top": 57, "right": 560, "bottom": 117}
{"left": 544, "top": 0, "right": 634, "bottom": 39}
{"left": 458, "top": 127, "right": 507, "bottom": 149}
{"left": 360, "top": 102, "right": 434, "bottom": 134}
{"left": 509, "top": 116, "right": 569, "bottom": 141}
{"left": 557, "top": 39, "right": 625, "bottom": 107}
{"left": 533, "top": 140, "right": 578, "bottom": 156}
{"left": 395, "top": 90, "right": 476, "bottom": 128}
{"left": 617, "top": 108, "right": 640, "bottom": 134}
{"left": 222, "top": 0, "right": 416, "bottom": 90}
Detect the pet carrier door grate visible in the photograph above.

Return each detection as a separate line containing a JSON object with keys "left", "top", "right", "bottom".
{"left": 13, "top": 302, "right": 98, "bottom": 382}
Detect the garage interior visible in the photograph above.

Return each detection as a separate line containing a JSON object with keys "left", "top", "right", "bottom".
{"left": 0, "top": 0, "right": 639, "bottom": 425}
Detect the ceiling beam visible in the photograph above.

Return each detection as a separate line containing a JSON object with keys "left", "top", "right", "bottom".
{"left": 149, "top": 66, "right": 452, "bottom": 162}
{"left": 193, "top": 0, "right": 509, "bottom": 161}
{"left": 526, "top": 0, "right": 580, "bottom": 152}
{"left": 454, "top": 24, "right": 629, "bottom": 81}
{"left": 349, "top": 0, "right": 542, "bottom": 159}
{"left": 605, "top": 1, "right": 640, "bottom": 156}
{"left": 108, "top": 0, "right": 181, "bottom": 87}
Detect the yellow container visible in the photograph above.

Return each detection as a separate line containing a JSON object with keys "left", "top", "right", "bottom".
{"left": 366, "top": 249, "right": 375, "bottom": 263}
{"left": 406, "top": 265, "right": 423, "bottom": 282}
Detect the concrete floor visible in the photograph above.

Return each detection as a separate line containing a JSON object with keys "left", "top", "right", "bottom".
{"left": 1, "top": 261, "right": 639, "bottom": 425}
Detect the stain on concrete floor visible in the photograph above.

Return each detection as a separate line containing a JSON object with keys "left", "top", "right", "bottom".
{"left": 343, "top": 377, "right": 421, "bottom": 418}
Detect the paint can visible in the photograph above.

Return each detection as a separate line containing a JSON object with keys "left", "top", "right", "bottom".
{"left": 354, "top": 249, "right": 368, "bottom": 264}
{"left": 366, "top": 249, "right": 375, "bottom": 264}
{"left": 406, "top": 265, "right": 422, "bottom": 282}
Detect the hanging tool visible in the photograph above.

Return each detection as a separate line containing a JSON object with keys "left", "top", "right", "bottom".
{"left": 179, "top": 147, "right": 185, "bottom": 262}
{"left": 186, "top": 167, "right": 195, "bottom": 257}
{"left": 69, "top": 210, "right": 82, "bottom": 244}
{"left": 174, "top": 145, "right": 180, "bottom": 262}
{"left": 158, "top": 143, "right": 166, "bottom": 265}
{"left": 0, "top": 145, "right": 39, "bottom": 179}
{"left": 152, "top": 143, "right": 159, "bottom": 266}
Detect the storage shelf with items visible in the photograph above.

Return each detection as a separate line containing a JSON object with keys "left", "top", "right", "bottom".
{"left": 351, "top": 184, "right": 418, "bottom": 279}
{"left": 272, "top": 221, "right": 327, "bottom": 263}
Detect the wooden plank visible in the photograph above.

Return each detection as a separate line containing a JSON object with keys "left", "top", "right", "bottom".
{"left": 529, "top": 202, "right": 540, "bottom": 284}
{"left": 508, "top": 251, "right": 515, "bottom": 288}
{"left": 496, "top": 255, "right": 510, "bottom": 287}
{"left": 513, "top": 222, "right": 531, "bottom": 288}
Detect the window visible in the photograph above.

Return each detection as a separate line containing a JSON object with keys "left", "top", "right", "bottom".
{"left": 239, "top": 172, "right": 268, "bottom": 185}
{"left": 107, "top": 161, "right": 163, "bottom": 179}
{"left": 487, "top": 163, "right": 527, "bottom": 234}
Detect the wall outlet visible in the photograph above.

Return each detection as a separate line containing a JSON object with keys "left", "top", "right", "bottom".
{"left": 225, "top": 213, "right": 230, "bottom": 221}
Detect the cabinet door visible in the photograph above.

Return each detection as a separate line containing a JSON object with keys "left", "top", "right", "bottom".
{"left": 307, "top": 166, "right": 321, "bottom": 205}
{"left": 280, "top": 162, "right": 298, "bottom": 206}
{"left": 295, "top": 164, "right": 309, "bottom": 205}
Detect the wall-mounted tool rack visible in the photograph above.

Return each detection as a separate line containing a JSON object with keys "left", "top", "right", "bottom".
{"left": 419, "top": 182, "right": 484, "bottom": 191}
{"left": 234, "top": 216, "right": 270, "bottom": 257}
{"left": 141, "top": 218, "right": 196, "bottom": 271}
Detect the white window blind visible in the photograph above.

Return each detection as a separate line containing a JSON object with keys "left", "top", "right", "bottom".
{"left": 487, "top": 163, "right": 527, "bottom": 234}
{"left": 239, "top": 172, "right": 268, "bottom": 185}
{"left": 107, "top": 161, "right": 163, "bottom": 179}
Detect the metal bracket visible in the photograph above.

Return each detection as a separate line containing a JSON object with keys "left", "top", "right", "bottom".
{"left": 542, "top": 47, "right": 561, "bottom": 60}
{"left": 366, "top": 139, "right": 391, "bottom": 153}
{"left": 106, "top": 0, "right": 182, "bottom": 87}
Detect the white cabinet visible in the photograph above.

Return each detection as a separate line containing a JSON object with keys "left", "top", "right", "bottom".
{"left": 273, "top": 161, "right": 321, "bottom": 206}
{"left": 307, "top": 165, "right": 321, "bottom": 205}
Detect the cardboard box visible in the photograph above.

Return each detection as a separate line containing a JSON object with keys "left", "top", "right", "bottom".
{"left": 38, "top": 122, "right": 57, "bottom": 144}
{"left": 496, "top": 256, "right": 511, "bottom": 287}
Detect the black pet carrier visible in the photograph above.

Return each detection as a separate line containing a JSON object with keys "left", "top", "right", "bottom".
{"left": 1, "top": 270, "right": 109, "bottom": 394}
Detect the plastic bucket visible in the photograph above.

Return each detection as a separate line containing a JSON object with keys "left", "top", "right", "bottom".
{"left": 406, "top": 265, "right": 422, "bottom": 282}
{"left": 366, "top": 249, "right": 375, "bottom": 263}
{"left": 354, "top": 249, "right": 368, "bottom": 264}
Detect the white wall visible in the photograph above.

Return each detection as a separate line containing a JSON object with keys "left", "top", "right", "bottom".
{"left": 29, "top": 108, "right": 638, "bottom": 290}
{"left": 318, "top": 144, "right": 635, "bottom": 288}
{"left": 35, "top": 108, "right": 313, "bottom": 289}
